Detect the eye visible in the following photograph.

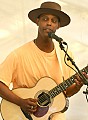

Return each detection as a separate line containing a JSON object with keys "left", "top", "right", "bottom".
{"left": 52, "top": 19, "right": 58, "bottom": 23}
{"left": 42, "top": 17, "right": 48, "bottom": 21}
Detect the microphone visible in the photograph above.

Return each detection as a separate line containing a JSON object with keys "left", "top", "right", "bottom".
{"left": 48, "top": 32, "right": 67, "bottom": 45}
{"left": 83, "top": 91, "right": 88, "bottom": 94}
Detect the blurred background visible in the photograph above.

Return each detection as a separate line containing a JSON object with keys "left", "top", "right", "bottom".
{"left": 0, "top": 0, "right": 88, "bottom": 120}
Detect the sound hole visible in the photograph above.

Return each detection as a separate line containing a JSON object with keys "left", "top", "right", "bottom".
{"left": 33, "top": 90, "right": 52, "bottom": 117}
{"left": 38, "top": 91, "right": 51, "bottom": 106}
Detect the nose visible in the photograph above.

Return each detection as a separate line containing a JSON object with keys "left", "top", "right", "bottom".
{"left": 47, "top": 19, "right": 52, "bottom": 26}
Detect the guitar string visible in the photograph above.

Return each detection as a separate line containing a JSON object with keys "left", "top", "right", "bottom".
{"left": 38, "top": 66, "right": 88, "bottom": 105}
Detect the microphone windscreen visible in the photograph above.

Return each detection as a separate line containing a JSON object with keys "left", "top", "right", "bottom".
{"left": 48, "top": 32, "right": 52, "bottom": 38}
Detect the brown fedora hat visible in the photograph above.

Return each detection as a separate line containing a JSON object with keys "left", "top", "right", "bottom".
{"left": 28, "top": 1, "right": 71, "bottom": 27}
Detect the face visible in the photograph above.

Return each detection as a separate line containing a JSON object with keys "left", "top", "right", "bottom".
{"left": 36, "top": 14, "right": 60, "bottom": 38}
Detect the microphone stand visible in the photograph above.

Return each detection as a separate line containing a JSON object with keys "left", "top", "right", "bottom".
{"left": 59, "top": 42, "right": 88, "bottom": 85}
{"left": 59, "top": 42, "right": 88, "bottom": 102}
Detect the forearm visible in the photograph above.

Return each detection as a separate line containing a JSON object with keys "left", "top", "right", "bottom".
{"left": 66, "top": 74, "right": 85, "bottom": 97}
{"left": 0, "top": 81, "right": 22, "bottom": 106}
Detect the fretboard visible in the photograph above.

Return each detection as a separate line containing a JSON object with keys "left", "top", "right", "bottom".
{"left": 49, "top": 65, "right": 88, "bottom": 98}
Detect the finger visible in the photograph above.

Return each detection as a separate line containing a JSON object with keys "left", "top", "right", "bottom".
{"left": 74, "top": 79, "right": 83, "bottom": 90}
{"left": 76, "top": 79, "right": 83, "bottom": 85}
{"left": 28, "top": 98, "right": 38, "bottom": 107}
{"left": 82, "top": 72, "right": 88, "bottom": 78}
{"left": 75, "top": 74, "right": 82, "bottom": 81}
{"left": 28, "top": 106, "right": 37, "bottom": 114}
{"left": 29, "top": 105, "right": 37, "bottom": 110}
{"left": 29, "top": 98, "right": 38, "bottom": 102}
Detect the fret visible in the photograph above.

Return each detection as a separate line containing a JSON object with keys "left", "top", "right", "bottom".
{"left": 52, "top": 87, "right": 58, "bottom": 97}
{"left": 64, "top": 76, "right": 75, "bottom": 87}
{"left": 62, "top": 82, "right": 68, "bottom": 89}
{"left": 64, "top": 79, "right": 71, "bottom": 87}
{"left": 49, "top": 86, "right": 61, "bottom": 98}
{"left": 61, "top": 76, "right": 74, "bottom": 90}
{"left": 64, "top": 79, "right": 70, "bottom": 87}
{"left": 69, "top": 76, "right": 75, "bottom": 84}
{"left": 60, "top": 82, "right": 67, "bottom": 91}
{"left": 57, "top": 86, "right": 62, "bottom": 93}
{"left": 59, "top": 83, "right": 65, "bottom": 91}
{"left": 49, "top": 92, "right": 53, "bottom": 98}
{"left": 48, "top": 65, "right": 88, "bottom": 99}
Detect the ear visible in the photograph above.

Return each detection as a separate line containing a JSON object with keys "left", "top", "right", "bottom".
{"left": 36, "top": 18, "right": 39, "bottom": 26}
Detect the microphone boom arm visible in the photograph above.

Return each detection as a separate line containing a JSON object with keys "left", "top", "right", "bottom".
{"left": 59, "top": 41, "right": 88, "bottom": 85}
{"left": 48, "top": 32, "right": 88, "bottom": 85}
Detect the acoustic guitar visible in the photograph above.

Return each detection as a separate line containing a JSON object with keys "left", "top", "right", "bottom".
{"left": 1, "top": 66, "right": 88, "bottom": 120}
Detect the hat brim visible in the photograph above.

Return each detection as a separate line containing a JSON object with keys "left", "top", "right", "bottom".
{"left": 28, "top": 8, "right": 71, "bottom": 27}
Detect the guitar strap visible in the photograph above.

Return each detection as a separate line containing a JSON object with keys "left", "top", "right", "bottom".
{"left": 53, "top": 40, "right": 64, "bottom": 81}
{"left": 54, "top": 41, "right": 69, "bottom": 113}
{"left": 54, "top": 40, "right": 69, "bottom": 112}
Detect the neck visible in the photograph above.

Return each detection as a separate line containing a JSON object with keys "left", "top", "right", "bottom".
{"left": 34, "top": 36, "right": 54, "bottom": 53}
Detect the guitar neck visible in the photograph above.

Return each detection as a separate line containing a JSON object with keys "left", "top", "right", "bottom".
{"left": 49, "top": 65, "right": 88, "bottom": 98}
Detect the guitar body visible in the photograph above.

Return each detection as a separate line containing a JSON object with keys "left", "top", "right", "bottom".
{"left": 1, "top": 77, "right": 67, "bottom": 120}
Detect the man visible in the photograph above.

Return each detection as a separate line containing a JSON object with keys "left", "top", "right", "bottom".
{"left": 0, "top": 1, "right": 88, "bottom": 120}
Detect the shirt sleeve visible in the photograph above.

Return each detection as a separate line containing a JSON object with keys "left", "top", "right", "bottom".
{"left": 0, "top": 51, "right": 17, "bottom": 87}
